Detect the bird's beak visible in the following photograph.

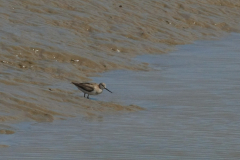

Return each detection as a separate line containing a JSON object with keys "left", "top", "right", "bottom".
{"left": 105, "top": 88, "right": 112, "bottom": 93}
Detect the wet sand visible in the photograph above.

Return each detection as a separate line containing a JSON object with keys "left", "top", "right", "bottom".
{"left": 1, "top": 0, "right": 240, "bottom": 158}
{"left": 1, "top": 33, "right": 240, "bottom": 159}
{"left": 1, "top": 0, "right": 240, "bottom": 127}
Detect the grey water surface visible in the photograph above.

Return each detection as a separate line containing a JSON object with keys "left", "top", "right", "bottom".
{"left": 1, "top": 34, "right": 240, "bottom": 159}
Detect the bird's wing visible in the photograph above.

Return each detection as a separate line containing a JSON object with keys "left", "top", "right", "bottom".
{"left": 72, "top": 82, "right": 94, "bottom": 92}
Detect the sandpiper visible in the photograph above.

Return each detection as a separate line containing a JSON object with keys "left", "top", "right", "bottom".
{"left": 72, "top": 82, "right": 112, "bottom": 99}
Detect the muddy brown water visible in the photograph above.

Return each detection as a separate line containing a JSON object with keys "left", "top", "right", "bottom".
{"left": 0, "top": 33, "right": 240, "bottom": 159}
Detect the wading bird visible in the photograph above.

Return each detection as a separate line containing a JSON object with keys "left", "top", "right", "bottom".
{"left": 72, "top": 82, "right": 112, "bottom": 99}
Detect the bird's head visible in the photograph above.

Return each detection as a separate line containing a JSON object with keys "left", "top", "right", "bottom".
{"left": 99, "top": 83, "right": 112, "bottom": 93}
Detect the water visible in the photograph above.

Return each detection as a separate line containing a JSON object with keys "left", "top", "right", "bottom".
{"left": 2, "top": 0, "right": 240, "bottom": 124}
{"left": 93, "top": 33, "right": 240, "bottom": 159}
{"left": 1, "top": 1, "right": 240, "bottom": 160}
{"left": 0, "top": 34, "right": 240, "bottom": 159}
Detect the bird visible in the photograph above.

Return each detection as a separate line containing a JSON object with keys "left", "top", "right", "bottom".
{"left": 72, "top": 82, "right": 112, "bottom": 99}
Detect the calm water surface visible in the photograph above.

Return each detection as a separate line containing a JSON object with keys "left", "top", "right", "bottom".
{"left": 1, "top": 34, "right": 240, "bottom": 159}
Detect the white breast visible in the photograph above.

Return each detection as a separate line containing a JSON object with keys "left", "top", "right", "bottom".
{"left": 94, "top": 87, "right": 103, "bottom": 95}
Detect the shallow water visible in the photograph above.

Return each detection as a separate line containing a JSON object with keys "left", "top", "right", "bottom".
{"left": 2, "top": 0, "right": 240, "bottom": 123}
{"left": 1, "top": 34, "right": 240, "bottom": 159}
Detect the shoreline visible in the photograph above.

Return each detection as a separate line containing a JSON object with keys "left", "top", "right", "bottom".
{"left": 1, "top": 1, "right": 240, "bottom": 131}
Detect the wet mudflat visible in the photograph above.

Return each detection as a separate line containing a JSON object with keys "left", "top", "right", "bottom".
{"left": 1, "top": 34, "right": 240, "bottom": 159}
{"left": 1, "top": 0, "right": 240, "bottom": 124}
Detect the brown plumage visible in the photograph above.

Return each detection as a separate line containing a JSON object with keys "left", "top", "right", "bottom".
{"left": 72, "top": 82, "right": 94, "bottom": 92}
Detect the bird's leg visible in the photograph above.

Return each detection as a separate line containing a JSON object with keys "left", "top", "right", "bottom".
{"left": 84, "top": 93, "right": 85, "bottom": 98}
{"left": 87, "top": 94, "right": 89, "bottom": 99}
